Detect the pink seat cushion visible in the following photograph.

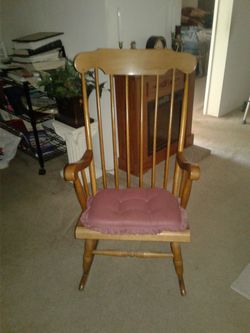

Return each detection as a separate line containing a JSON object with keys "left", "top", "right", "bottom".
{"left": 80, "top": 188, "right": 188, "bottom": 234}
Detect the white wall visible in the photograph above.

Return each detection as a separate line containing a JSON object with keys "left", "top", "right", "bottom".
{"left": 182, "top": 0, "right": 198, "bottom": 7}
{"left": 219, "top": 0, "right": 250, "bottom": 116}
{"left": 0, "top": 0, "right": 2, "bottom": 39}
{"left": 1, "top": 0, "right": 182, "bottom": 170}
{"left": 204, "top": 0, "right": 250, "bottom": 117}
{"left": 105, "top": 0, "right": 181, "bottom": 49}
{"left": 204, "top": 0, "right": 234, "bottom": 117}
{"left": 2, "top": 0, "right": 181, "bottom": 57}
{"left": 2, "top": 0, "right": 107, "bottom": 58}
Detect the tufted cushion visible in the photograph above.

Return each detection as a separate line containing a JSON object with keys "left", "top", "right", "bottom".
{"left": 80, "top": 188, "right": 188, "bottom": 234}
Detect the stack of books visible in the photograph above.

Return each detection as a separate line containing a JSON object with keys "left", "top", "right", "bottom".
{"left": 11, "top": 32, "right": 66, "bottom": 72}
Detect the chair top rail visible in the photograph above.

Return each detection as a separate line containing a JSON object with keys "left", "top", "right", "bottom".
{"left": 74, "top": 48, "right": 196, "bottom": 76}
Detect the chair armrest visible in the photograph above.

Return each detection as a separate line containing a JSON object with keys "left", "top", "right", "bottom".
{"left": 176, "top": 152, "right": 200, "bottom": 181}
{"left": 64, "top": 149, "right": 93, "bottom": 182}
{"left": 176, "top": 152, "right": 200, "bottom": 208}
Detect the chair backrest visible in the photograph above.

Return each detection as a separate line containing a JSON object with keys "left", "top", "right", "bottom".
{"left": 74, "top": 48, "right": 196, "bottom": 197}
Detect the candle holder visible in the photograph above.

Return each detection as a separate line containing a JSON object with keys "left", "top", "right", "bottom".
{"left": 118, "top": 41, "right": 123, "bottom": 49}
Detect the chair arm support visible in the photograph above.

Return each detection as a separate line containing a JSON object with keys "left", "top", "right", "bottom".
{"left": 176, "top": 152, "right": 201, "bottom": 208}
{"left": 64, "top": 150, "right": 93, "bottom": 182}
{"left": 176, "top": 152, "right": 200, "bottom": 181}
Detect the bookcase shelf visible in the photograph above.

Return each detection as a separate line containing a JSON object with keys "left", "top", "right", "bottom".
{"left": 0, "top": 77, "right": 66, "bottom": 174}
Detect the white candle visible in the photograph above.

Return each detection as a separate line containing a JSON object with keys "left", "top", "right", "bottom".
{"left": 117, "top": 8, "right": 121, "bottom": 42}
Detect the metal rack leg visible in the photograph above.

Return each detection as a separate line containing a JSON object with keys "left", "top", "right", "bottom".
{"left": 23, "top": 82, "right": 46, "bottom": 175}
{"left": 31, "top": 118, "right": 46, "bottom": 175}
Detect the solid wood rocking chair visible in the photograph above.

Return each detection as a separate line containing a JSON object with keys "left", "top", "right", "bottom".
{"left": 64, "top": 49, "right": 200, "bottom": 296}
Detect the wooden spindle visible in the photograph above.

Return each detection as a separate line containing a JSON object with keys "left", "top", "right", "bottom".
{"left": 110, "top": 75, "right": 119, "bottom": 189}
{"left": 179, "top": 169, "right": 188, "bottom": 198}
{"left": 81, "top": 73, "right": 97, "bottom": 195}
{"left": 125, "top": 75, "right": 131, "bottom": 188}
{"left": 172, "top": 74, "right": 189, "bottom": 196}
{"left": 74, "top": 176, "right": 87, "bottom": 210}
{"left": 180, "top": 178, "right": 192, "bottom": 209}
{"left": 177, "top": 74, "right": 189, "bottom": 152}
{"left": 81, "top": 169, "right": 90, "bottom": 197}
{"left": 92, "top": 249, "right": 173, "bottom": 258}
{"left": 139, "top": 75, "right": 144, "bottom": 188}
{"left": 164, "top": 69, "right": 176, "bottom": 189}
{"left": 94, "top": 68, "right": 107, "bottom": 188}
{"left": 151, "top": 75, "right": 159, "bottom": 188}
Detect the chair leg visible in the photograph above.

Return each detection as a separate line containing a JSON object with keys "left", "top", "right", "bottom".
{"left": 79, "top": 239, "right": 98, "bottom": 291}
{"left": 170, "top": 242, "right": 187, "bottom": 296}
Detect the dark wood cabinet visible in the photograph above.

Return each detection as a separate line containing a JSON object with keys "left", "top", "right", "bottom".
{"left": 115, "top": 71, "right": 195, "bottom": 176}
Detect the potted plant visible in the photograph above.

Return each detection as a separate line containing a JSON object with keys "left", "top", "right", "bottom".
{"left": 38, "top": 59, "right": 105, "bottom": 128}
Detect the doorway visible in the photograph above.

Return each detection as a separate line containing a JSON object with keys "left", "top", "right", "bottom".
{"left": 180, "top": 0, "right": 215, "bottom": 116}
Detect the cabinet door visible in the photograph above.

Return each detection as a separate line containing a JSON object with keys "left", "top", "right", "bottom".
{"left": 115, "top": 72, "right": 194, "bottom": 176}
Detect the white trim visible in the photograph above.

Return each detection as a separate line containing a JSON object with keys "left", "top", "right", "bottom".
{"left": 203, "top": 0, "right": 219, "bottom": 115}
{"left": 203, "top": 0, "right": 234, "bottom": 117}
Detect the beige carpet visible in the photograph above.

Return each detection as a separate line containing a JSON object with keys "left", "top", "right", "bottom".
{"left": 1, "top": 78, "right": 250, "bottom": 332}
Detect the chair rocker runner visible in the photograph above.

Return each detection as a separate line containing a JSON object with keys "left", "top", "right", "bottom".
{"left": 64, "top": 49, "right": 200, "bottom": 296}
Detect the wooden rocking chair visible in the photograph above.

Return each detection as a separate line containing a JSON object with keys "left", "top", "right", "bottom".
{"left": 64, "top": 49, "right": 200, "bottom": 296}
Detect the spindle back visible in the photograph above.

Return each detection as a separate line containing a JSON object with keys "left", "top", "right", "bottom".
{"left": 74, "top": 49, "right": 196, "bottom": 197}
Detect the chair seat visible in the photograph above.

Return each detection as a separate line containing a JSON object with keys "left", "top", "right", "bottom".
{"left": 80, "top": 188, "right": 188, "bottom": 234}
